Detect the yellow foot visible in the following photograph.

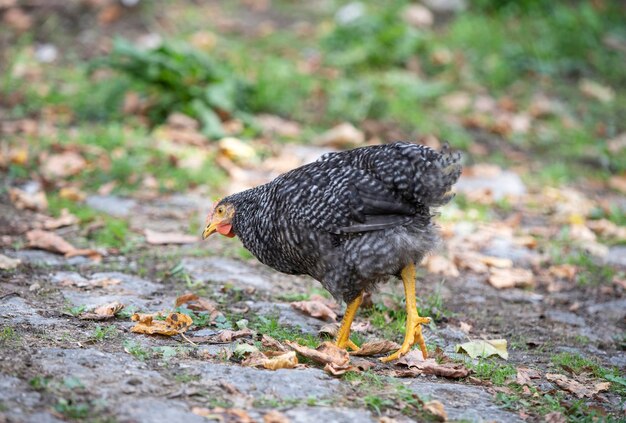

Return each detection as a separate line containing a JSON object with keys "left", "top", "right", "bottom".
{"left": 334, "top": 338, "right": 360, "bottom": 352}
{"left": 380, "top": 316, "right": 431, "bottom": 362}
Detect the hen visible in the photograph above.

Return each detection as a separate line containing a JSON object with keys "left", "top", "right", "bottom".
{"left": 203, "top": 142, "right": 462, "bottom": 361}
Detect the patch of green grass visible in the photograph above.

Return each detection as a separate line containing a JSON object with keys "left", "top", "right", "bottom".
{"left": 363, "top": 394, "right": 394, "bottom": 416}
{"left": 0, "top": 326, "right": 18, "bottom": 343}
{"left": 90, "top": 325, "right": 118, "bottom": 342}
{"left": 29, "top": 376, "right": 52, "bottom": 391}
{"left": 252, "top": 397, "right": 303, "bottom": 409}
{"left": 123, "top": 340, "right": 151, "bottom": 361}
{"left": 55, "top": 398, "right": 91, "bottom": 420}
{"left": 251, "top": 315, "right": 318, "bottom": 348}
{"left": 65, "top": 305, "right": 87, "bottom": 317}
{"left": 174, "top": 372, "right": 200, "bottom": 384}
{"left": 91, "top": 218, "right": 129, "bottom": 250}
{"left": 552, "top": 352, "right": 625, "bottom": 397}
{"left": 468, "top": 359, "right": 517, "bottom": 386}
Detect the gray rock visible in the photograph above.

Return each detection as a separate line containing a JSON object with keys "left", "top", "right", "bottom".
{"left": 586, "top": 299, "right": 626, "bottom": 321}
{"left": 60, "top": 272, "right": 161, "bottom": 309}
{"left": 499, "top": 290, "right": 544, "bottom": 304}
{"left": 482, "top": 237, "right": 538, "bottom": 267}
{"left": 248, "top": 301, "right": 325, "bottom": 335}
{"left": 182, "top": 257, "right": 274, "bottom": 291}
{"left": 116, "top": 398, "right": 206, "bottom": 423}
{"left": 0, "top": 296, "right": 64, "bottom": 326}
{"left": 605, "top": 246, "right": 626, "bottom": 267}
{"left": 25, "top": 413, "right": 66, "bottom": 423}
{"left": 86, "top": 195, "right": 137, "bottom": 217}
{"left": 11, "top": 250, "right": 89, "bottom": 266}
{"left": 455, "top": 170, "right": 526, "bottom": 200}
{"left": 195, "top": 362, "right": 342, "bottom": 400}
{"left": 545, "top": 310, "right": 586, "bottom": 327}
{"left": 422, "top": 0, "right": 467, "bottom": 13}
{"left": 407, "top": 381, "right": 523, "bottom": 422}
{"left": 35, "top": 348, "right": 169, "bottom": 395}
{"left": 285, "top": 407, "right": 376, "bottom": 423}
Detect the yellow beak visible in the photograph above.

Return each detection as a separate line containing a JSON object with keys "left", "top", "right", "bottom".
{"left": 202, "top": 222, "right": 218, "bottom": 240}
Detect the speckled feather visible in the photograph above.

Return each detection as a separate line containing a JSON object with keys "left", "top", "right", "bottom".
{"left": 219, "top": 142, "right": 462, "bottom": 303}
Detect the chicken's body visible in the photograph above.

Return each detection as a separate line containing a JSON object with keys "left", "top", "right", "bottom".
{"left": 204, "top": 142, "right": 462, "bottom": 360}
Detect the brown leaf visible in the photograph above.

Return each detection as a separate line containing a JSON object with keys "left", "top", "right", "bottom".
{"left": 191, "top": 407, "right": 255, "bottom": 423}
{"left": 459, "top": 321, "right": 472, "bottom": 334}
{"left": 242, "top": 350, "right": 298, "bottom": 370}
{"left": 424, "top": 255, "right": 460, "bottom": 277}
{"left": 27, "top": 229, "right": 75, "bottom": 254}
{"left": 59, "top": 187, "right": 86, "bottom": 202}
{"left": 396, "top": 350, "right": 469, "bottom": 379}
{"left": 318, "top": 322, "right": 340, "bottom": 338}
{"left": 216, "top": 328, "right": 254, "bottom": 343}
{"left": 261, "top": 334, "right": 288, "bottom": 352}
{"left": 548, "top": 264, "right": 577, "bottom": 281}
{"left": 175, "top": 293, "right": 199, "bottom": 307}
{"left": 546, "top": 373, "right": 609, "bottom": 398}
{"left": 609, "top": 175, "right": 626, "bottom": 194}
{"left": 79, "top": 301, "right": 124, "bottom": 320}
{"left": 131, "top": 312, "right": 193, "bottom": 336}
{"left": 488, "top": 268, "right": 534, "bottom": 289}
{"left": 423, "top": 400, "right": 447, "bottom": 422}
{"left": 257, "top": 114, "right": 301, "bottom": 139}
{"left": 323, "top": 362, "right": 359, "bottom": 376}
{"left": 290, "top": 300, "right": 337, "bottom": 322}
{"left": 263, "top": 410, "right": 290, "bottom": 423}
{"left": 286, "top": 341, "right": 349, "bottom": 367}
{"left": 313, "top": 122, "right": 365, "bottom": 148}
{"left": 544, "top": 411, "right": 567, "bottom": 423}
{"left": 42, "top": 151, "right": 86, "bottom": 179}
{"left": 145, "top": 229, "right": 198, "bottom": 245}
{"left": 9, "top": 187, "right": 48, "bottom": 212}
{"left": 0, "top": 254, "right": 21, "bottom": 270}
{"left": 43, "top": 209, "right": 79, "bottom": 230}
{"left": 351, "top": 340, "right": 400, "bottom": 357}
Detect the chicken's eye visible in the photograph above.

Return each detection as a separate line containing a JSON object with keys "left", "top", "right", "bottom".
{"left": 217, "top": 206, "right": 224, "bottom": 214}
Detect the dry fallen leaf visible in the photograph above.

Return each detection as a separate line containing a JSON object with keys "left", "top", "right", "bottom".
{"left": 286, "top": 341, "right": 349, "bottom": 366}
{"left": 263, "top": 410, "right": 290, "bottom": 423}
{"left": 546, "top": 373, "right": 610, "bottom": 398}
{"left": 544, "top": 411, "right": 567, "bottom": 423}
{"left": 488, "top": 268, "right": 534, "bottom": 289}
{"left": 242, "top": 350, "right": 298, "bottom": 370}
{"left": 261, "top": 334, "right": 288, "bottom": 352}
{"left": 318, "top": 322, "right": 340, "bottom": 338}
{"left": 175, "top": 293, "right": 223, "bottom": 320}
{"left": 459, "top": 321, "right": 472, "bottom": 334}
{"left": 516, "top": 367, "right": 541, "bottom": 386}
{"left": 424, "top": 255, "right": 460, "bottom": 277}
{"left": 9, "top": 187, "right": 48, "bottom": 212}
{"left": 42, "top": 209, "right": 79, "bottom": 230}
{"left": 456, "top": 339, "right": 509, "bottom": 360}
{"left": 423, "top": 400, "right": 447, "bottom": 422}
{"left": 351, "top": 340, "right": 400, "bottom": 357}
{"left": 0, "top": 254, "right": 21, "bottom": 270}
{"left": 290, "top": 300, "right": 337, "bottom": 322}
{"left": 216, "top": 328, "right": 255, "bottom": 343}
{"left": 42, "top": 151, "right": 86, "bottom": 178}
{"left": 26, "top": 229, "right": 101, "bottom": 261}
{"left": 313, "top": 122, "right": 365, "bottom": 148}
{"left": 144, "top": 229, "right": 198, "bottom": 245}
{"left": 608, "top": 175, "right": 626, "bottom": 194}
{"left": 131, "top": 312, "right": 193, "bottom": 336}
{"left": 548, "top": 264, "right": 577, "bottom": 281}
{"left": 79, "top": 301, "right": 124, "bottom": 320}
{"left": 396, "top": 350, "right": 470, "bottom": 379}
{"left": 191, "top": 407, "right": 255, "bottom": 423}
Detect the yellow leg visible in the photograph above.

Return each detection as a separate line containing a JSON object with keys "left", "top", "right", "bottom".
{"left": 380, "top": 264, "right": 431, "bottom": 362}
{"left": 334, "top": 291, "right": 363, "bottom": 351}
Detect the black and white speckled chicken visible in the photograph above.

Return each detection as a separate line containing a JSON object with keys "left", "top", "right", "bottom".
{"left": 203, "top": 141, "right": 462, "bottom": 361}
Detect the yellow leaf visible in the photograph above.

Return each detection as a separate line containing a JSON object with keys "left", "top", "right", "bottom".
{"left": 456, "top": 339, "right": 508, "bottom": 360}
{"left": 130, "top": 312, "right": 193, "bottom": 336}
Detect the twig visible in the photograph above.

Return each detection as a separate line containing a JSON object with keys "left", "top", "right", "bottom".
{"left": 180, "top": 332, "right": 197, "bottom": 346}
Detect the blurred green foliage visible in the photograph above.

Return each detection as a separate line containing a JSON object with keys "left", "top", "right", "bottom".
{"left": 94, "top": 39, "right": 253, "bottom": 137}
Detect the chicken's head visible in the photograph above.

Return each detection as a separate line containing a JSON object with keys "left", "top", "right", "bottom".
{"left": 202, "top": 200, "right": 236, "bottom": 239}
